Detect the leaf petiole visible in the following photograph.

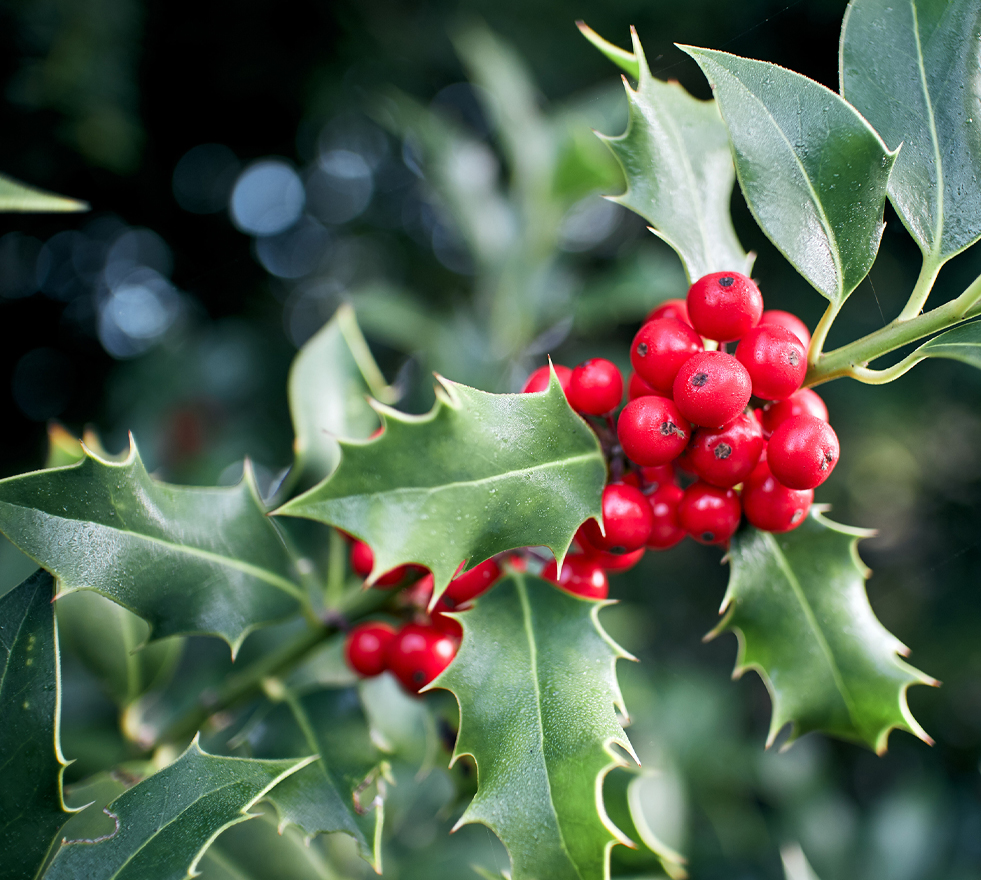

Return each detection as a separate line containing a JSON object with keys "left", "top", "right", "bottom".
{"left": 897, "top": 255, "right": 943, "bottom": 322}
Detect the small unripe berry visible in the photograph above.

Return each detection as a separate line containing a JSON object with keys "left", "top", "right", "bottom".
{"left": 759, "top": 309, "right": 811, "bottom": 348}
{"left": 631, "top": 318, "right": 703, "bottom": 394}
{"left": 567, "top": 359, "right": 623, "bottom": 415}
{"left": 523, "top": 363, "right": 572, "bottom": 395}
{"left": 579, "top": 483, "right": 654, "bottom": 553}
{"left": 688, "top": 412, "right": 765, "bottom": 488}
{"left": 443, "top": 558, "right": 501, "bottom": 605}
{"left": 741, "top": 458, "right": 813, "bottom": 532}
{"left": 388, "top": 623, "right": 457, "bottom": 694}
{"left": 344, "top": 622, "right": 397, "bottom": 677}
{"left": 542, "top": 556, "right": 609, "bottom": 599}
{"left": 617, "top": 396, "right": 691, "bottom": 466}
{"left": 646, "top": 298, "right": 691, "bottom": 326}
{"left": 677, "top": 481, "right": 742, "bottom": 545}
{"left": 646, "top": 483, "right": 686, "bottom": 550}
{"left": 767, "top": 414, "right": 839, "bottom": 490}
{"left": 735, "top": 325, "right": 807, "bottom": 401}
{"left": 673, "top": 351, "right": 752, "bottom": 428}
{"left": 760, "top": 389, "right": 828, "bottom": 435}
{"left": 686, "top": 272, "right": 763, "bottom": 342}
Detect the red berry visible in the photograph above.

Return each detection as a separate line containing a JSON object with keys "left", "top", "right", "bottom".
{"left": 387, "top": 623, "right": 457, "bottom": 694}
{"left": 646, "top": 483, "right": 686, "bottom": 550}
{"left": 631, "top": 319, "right": 704, "bottom": 394}
{"left": 767, "top": 414, "right": 839, "bottom": 490}
{"left": 627, "top": 372, "right": 665, "bottom": 401}
{"left": 673, "top": 351, "right": 752, "bottom": 428}
{"left": 567, "top": 359, "right": 623, "bottom": 415}
{"left": 686, "top": 272, "right": 764, "bottom": 342}
{"left": 523, "top": 363, "right": 572, "bottom": 395}
{"left": 349, "top": 541, "right": 408, "bottom": 587}
{"left": 735, "top": 325, "right": 807, "bottom": 401}
{"left": 344, "top": 622, "right": 396, "bottom": 677}
{"left": 646, "top": 298, "right": 692, "bottom": 326}
{"left": 579, "top": 483, "right": 655, "bottom": 552}
{"left": 541, "top": 556, "right": 609, "bottom": 599}
{"left": 443, "top": 558, "right": 501, "bottom": 605}
{"left": 759, "top": 309, "right": 811, "bottom": 348}
{"left": 617, "top": 397, "right": 691, "bottom": 466}
{"left": 760, "top": 389, "right": 829, "bottom": 435}
{"left": 677, "top": 481, "right": 742, "bottom": 545}
{"left": 741, "top": 458, "right": 813, "bottom": 532}
{"left": 622, "top": 464, "right": 676, "bottom": 492}
{"left": 430, "top": 611, "right": 463, "bottom": 639}
{"left": 583, "top": 546, "right": 646, "bottom": 572}
{"left": 688, "top": 412, "right": 765, "bottom": 488}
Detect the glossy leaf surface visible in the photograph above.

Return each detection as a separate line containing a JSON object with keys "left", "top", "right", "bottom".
{"left": 248, "top": 686, "right": 385, "bottom": 870}
{"left": 0, "top": 443, "right": 302, "bottom": 654}
{"left": 288, "top": 305, "right": 393, "bottom": 489}
{"left": 436, "top": 574, "right": 635, "bottom": 880}
{"left": 914, "top": 319, "right": 981, "bottom": 368}
{"left": 682, "top": 47, "right": 896, "bottom": 305}
{"left": 841, "top": 0, "right": 981, "bottom": 263}
{"left": 714, "top": 511, "right": 934, "bottom": 753}
{"left": 0, "top": 173, "right": 88, "bottom": 212}
{"left": 0, "top": 570, "right": 72, "bottom": 880}
{"left": 44, "top": 742, "right": 312, "bottom": 880}
{"left": 583, "top": 25, "right": 750, "bottom": 281}
{"left": 277, "top": 376, "right": 605, "bottom": 602}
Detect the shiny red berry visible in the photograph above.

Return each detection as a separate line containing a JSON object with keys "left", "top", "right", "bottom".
{"left": 567, "top": 359, "right": 623, "bottom": 415}
{"left": 344, "top": 622, "right": 396, "bottom": 677}
{"left": 646, "top": 298, "right": 692, "bottom": 326}
{"left": 767, "top": 414, "right": 839, "bottom": 490}
{"left": 735, "top": 325, "right": 807, "bottom": 401}
{"left": 585, "top": 547, "right": 646, "bottom": 572}
{"left": 387, "top": 623, "right": 457, "bottom": 694}
{"left": 673, "top": 351, "right": 752, "bottom": 428}
{"left": 688, "top": 412, "right": 765, "bottom": 488}
{"left": 686, "top": 271, "right": 764, "bottom": 342}
{"left": 443, "top": 558, "right": 501, "bottom": 605}
{"left": 760, "top": 389, "right": 829, "bottom": 435}
{"left": 631, "top": 318, "right": 704, "bottom": 394}
{"left": 579, "top": 483, "right": 655, "bottom": 552}
{"left": 646, "top": 483, "right": 686, "bottom": 550}
{"left": 759, "top": 309, "right": 810, "bottom": 348}
{"left": 677, "top": 481, "right": 742, "bottom": 545}
{"left": 522, "top": 363, "right": 572, "bottom": 395}
{"left": 541, "top": 556, "right": 609, "bottom": 599}
{"left": 617, "top": 396, "right": 691, "bottom": 466}
{"left": 741, "top": 458, "right": 813, "bottom": 532}
{"left": 349, "top": 540, "right": 407, "bottom": 587}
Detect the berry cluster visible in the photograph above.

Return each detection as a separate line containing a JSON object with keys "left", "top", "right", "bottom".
{"left": 525, "top": 271, "right": 839, "bottom": 552}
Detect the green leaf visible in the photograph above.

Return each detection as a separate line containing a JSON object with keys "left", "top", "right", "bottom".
{"left": 276, "top": 375, "right": 605, "bottom": 603}
{"left": 680, "top": 46, "right": 897, "bottom": 305}
{"left": 435, "top": 573, "right": 636, "bottom": 880}
{"left": 43, "top": 741, "right": 313, "bottom": 880}
{"left": 0, "top": 570, "right": 74, "bottom": 880}
{"left": 0, "top": 442, "right": 303, "bottom": 655}
{"left": 841, "top": 0, "right": 981, "bottom": 264}
{"left": 248, "top": 686, "right": 385, "bottom": 871}
{"left": 582, "top": 25, "right": 751, "bottom": 281}
{"left": 913, "top": 319, "right": 981, "bottom": 368}
{"left": 288, "top": 305, "right": 394, "bottom": 489}
{"left": 713, "top": 510, "right": 935, "bottom": 753}
{"left": 0, "top": 173, "right": 88, "bottom": 213}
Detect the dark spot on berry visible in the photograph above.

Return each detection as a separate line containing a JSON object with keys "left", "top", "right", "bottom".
{"left": 691, "top": 372, "right": 709, "bottom": 387}
{"left": 660, "top": 420, "right": 679, "bottom": 436}
{"left": 821, "top": 450, "right": 835, "bottom": 470}
{"left": 412, "top": 670, "right": 426, "bottom": 684}
{"left": 788, "top": 350, "right": 799, "bottom": 366}
{"left": 702, "top": 531, "right": 715, "bottom": 541}
{"left": 636, "top": 342, "right": 649, "bottom": 357}
{"left": 714, "top": 442, "right": 732, "bottom": 460}
{"left": 791, "top": 509, "right": 804, "bottom": 523}
{"left": 718, "top": 276, "right": 735, "bottom": 287}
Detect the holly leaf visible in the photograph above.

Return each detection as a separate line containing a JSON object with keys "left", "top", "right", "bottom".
{"left": 276, "top": 375, "right": 605, "bottom": 604}
{"left": 581, "top": 24, "right": 751, "bottom": 281}
{"left": 0, "top": 172, "right": 88, "bottom": 212}
{"left": 435, "top": 573, "right": 636, "bottom": 880}
{"left": 0, "top": 441, "right": 303, "bottom": 655}
{"left": 712, "top": 510, "right": 935, "bottom": 753}
{"left": 43, "top": 740, "right": 313, "bottom": 880}
{"left": 841, "top": 0, "right": 981, "bottom": 266}
{"left": 247, "top": 686, "right": 385, "bottom": 871}
{"left": 680, "top": 46, "right": 897, "bottom": 306}
{"left": 288, "top": 305, "right": 394, "bottom": 490}
{"left": 913, "top": 320, "right": 981, "bottom": 368}
{"left": 0, "top": 570, "right": 76, "bottom": 880}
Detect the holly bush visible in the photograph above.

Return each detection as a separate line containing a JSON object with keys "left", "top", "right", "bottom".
{"left": 4, "top": 1, "right": 981, "bottom": 878}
